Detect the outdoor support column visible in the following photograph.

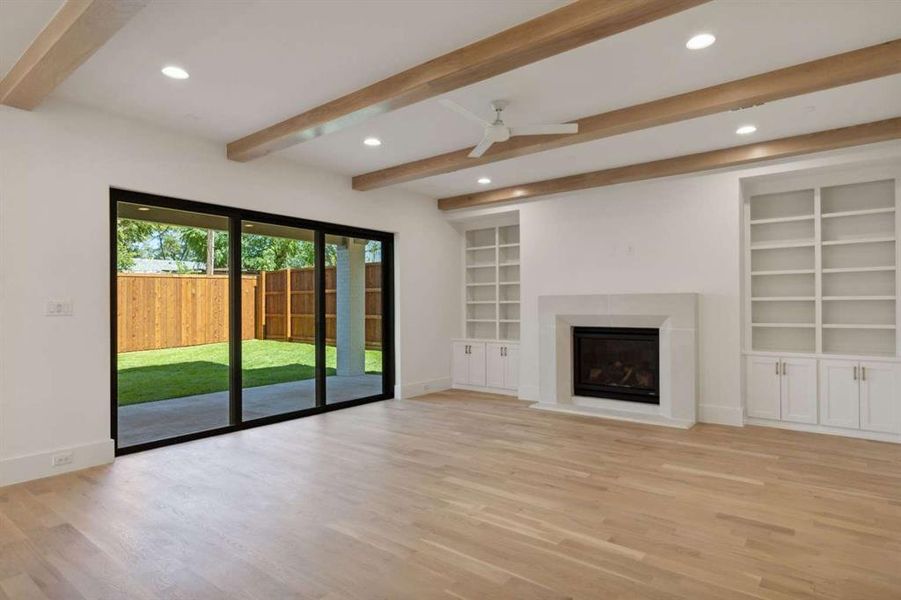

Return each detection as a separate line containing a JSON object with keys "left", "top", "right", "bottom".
{"left": 336, "top": 238, "right": 366, "bottom": 377}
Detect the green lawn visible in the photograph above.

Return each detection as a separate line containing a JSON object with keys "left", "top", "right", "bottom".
{"left": 117, "top": 340, "right": 382, "bottom": 405}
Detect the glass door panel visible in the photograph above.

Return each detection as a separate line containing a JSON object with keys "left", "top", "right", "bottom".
{"left": 241, "top": 221, "right": 318, "bottom": 420}
{"left": 324, "top": 234, "right": 385, "bottom": 404}
{"left": 115, "top": 202, "right": 230, "bottom": 449}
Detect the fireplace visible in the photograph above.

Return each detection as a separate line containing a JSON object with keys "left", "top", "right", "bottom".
{"left": 572, "top": 327, "right": 660, "bottom": 404}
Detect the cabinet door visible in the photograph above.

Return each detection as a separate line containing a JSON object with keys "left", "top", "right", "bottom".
{"left": 468, "top": 342, "right": 487, "bottom": 387}
{"left": 819, "top": 360, "right": 860, "bottom": 429}
{"left": 486, "top": 343, "right": 505, "bottom": 388}
{"left": 452, "top": 342, "right": 469, "bottom": 386}
{"left": 859, "top": 362, "right": 901, "bottom": 434}
{"left": 504, "top": 344, "right": 519, "bottom": 390}
{"left": 780, "top": 358, "right": 818, "bottom": 424}
{"left": 746, "top": 356, "right": 782, "bottom": 419}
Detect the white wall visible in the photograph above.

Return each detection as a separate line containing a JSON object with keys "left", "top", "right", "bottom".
{"left": 0, "top": 100, "right": 460, "bottom": 485}
{"left": 463, "top": 143, "right": 901, "bottom": 427}
{"left": 517, "top": 173, "right": 743, "bottom": 424}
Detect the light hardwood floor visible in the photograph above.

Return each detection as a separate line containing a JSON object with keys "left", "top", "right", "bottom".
{"left": 1, "top": 390, "right": 900, "bottom": 599}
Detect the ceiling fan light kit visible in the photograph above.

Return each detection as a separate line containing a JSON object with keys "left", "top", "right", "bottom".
{"left": 440, "top": 98, "right": 579, "bottom": 158}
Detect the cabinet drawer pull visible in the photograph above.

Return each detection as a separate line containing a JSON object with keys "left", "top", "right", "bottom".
{"left": 776, "top": 361, "right": 780, "bottom": 376}
{"left": 853, "top": 366, "right": 858, "bottom": 381}
{"left": 782, "top": 362, "right": 787, "bottom": 376}
{"left": 862, "top": 366, "right": 866, "bottom": 381}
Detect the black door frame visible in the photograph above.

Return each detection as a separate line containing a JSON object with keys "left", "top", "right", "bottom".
{"left": 110, "top": 188, "right": 395, "bottom": 455}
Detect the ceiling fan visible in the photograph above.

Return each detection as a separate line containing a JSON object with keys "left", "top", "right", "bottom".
{"left": 439, "top": 99, "right": 579, "bottom": 158}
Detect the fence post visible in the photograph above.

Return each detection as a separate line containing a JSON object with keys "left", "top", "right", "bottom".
{"left": 285, "top": 268, "right": 292, "bottom": 341}
{"left": 256, "top": 271, "right": 265, "bottom": 339}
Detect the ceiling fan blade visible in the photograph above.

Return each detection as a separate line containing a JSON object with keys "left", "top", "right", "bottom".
{"left": 511, "top": 123, "right": 579, "bottom": 136}
{"left": 468, "top": 136, "right": 495, "bottom": 158}
{"left": 439, "top": 98, "right": 491, "bottom": 127}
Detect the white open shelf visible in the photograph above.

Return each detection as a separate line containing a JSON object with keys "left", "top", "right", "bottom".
{"left": 823, "top": 296, "right": 896, "bottom": 301}
{"left": 821, "top": 207, "right": 895, "bottom": 219}
{"left": 749, "top": 215, "right": 815, "bottom": 225}
{"left": 463, "top": 224, "right": 520, "bottom": 341}
{"left": 751, "top": 269, "right": 815, "bottom": 276}
{"left": 750, "top": 240, "right": 816, "bottom": 250}
{"left": 745, "top": 174, "right": 899, "bottom": 357}
{"left": 822, "top": 324, "right": 896, "bottom": 330}
{"left": 821, "top": 236, "right": 895, "bottom": 246}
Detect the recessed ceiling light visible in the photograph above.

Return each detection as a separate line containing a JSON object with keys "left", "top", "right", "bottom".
{"left": 477, "top": 177, "right": 491, "bottom": 185}
{"left": 686, "top": 33, "right": 716, "bottom": 50}
{"left": 363, "top": 137, "right": 382, "bottom": 147}
{"left": 137, "top": 207, "right": 151, "bottom": 211}
{"left": 161, "top": 65, "right": 189, "bottom": 80}
{"left": 736, "top": 124, "right": 757, "bottom": 135}
{"left": 244, "top": 223, "right": 254, "bottom": 228}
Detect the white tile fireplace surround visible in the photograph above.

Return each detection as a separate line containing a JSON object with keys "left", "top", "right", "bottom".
{"left": 535, "top": 293, "right": 698, "bottom": 428}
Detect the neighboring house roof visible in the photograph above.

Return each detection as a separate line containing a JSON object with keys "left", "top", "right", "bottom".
{"left": 128, "top": 258, "right": 206, "bottom": 273}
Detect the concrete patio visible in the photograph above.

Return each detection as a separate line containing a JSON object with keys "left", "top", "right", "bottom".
{"left": 118, "top": 374, "right": 382, "bottom": 448}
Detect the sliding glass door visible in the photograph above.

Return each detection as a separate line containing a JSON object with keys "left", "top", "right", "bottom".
{"left": 114, "top": 202, "right": 232, "bottom": 448}
{"left": 240, "top": 221, "right": 318, "bottom": 421}
{"left": 325, "top": 234, "right": 386, "bottom": 404}
{"left": 112, "top": 190, "right": 394, "bottom": 454}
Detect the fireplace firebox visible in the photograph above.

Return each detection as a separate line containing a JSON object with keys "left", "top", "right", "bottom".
{"left": 572, "top": 327, "right": 660, "bottom": 404}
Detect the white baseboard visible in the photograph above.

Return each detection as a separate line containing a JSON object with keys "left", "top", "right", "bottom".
{"left": 745, "top": 418, "right": 901, "bottom": 444}
{"left": 0, "top": 439, "right": 115, "bottom": 487}
{"left": 451, "top": 384, "right": 518, "bottom": 397}
{"left": 698, "top": 404, "right": 744, "bottom": 427}
{"left": 396, "top": 377, "right": 452, "bottom": 399}
{"left": 517, "top": 385, "right": 539, "bottom": 402}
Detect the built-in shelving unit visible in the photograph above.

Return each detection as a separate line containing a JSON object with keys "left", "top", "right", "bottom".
{"left": 465, "top": 224, "right": 520, "bottom": 341}
{"left": 744, "top": 171, "right": 899, "bottom": 358}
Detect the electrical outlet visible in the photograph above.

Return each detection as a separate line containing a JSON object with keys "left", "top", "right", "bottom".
{"left": 51, "top": 452, "right": 73, "bottom": 467}
{"left": 46, "top": 300, "right": 74, "bottom": 316}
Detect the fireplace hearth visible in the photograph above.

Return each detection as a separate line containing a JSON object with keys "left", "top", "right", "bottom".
{"left": 572, "top": 327, "right": 660, "bottom": 404}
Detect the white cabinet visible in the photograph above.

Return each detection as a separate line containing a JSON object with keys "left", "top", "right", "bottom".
{"left": 820, "top": 359, "right": 901, "bottom": 432}
{"left": 746, "top": 356, "right": 782, "bottom": 419}
{"left": 745, "top": 356, "right": 816, "bottom": 423}
{"left": 486, "top": 342, "right": 504, "bottom": 388}
{"left": 748, "top": 355, "right": 901, "bottom": 437}
{"left": 860, "top": 361, "right": 901, "bottom": 434}
{"left": 453, "top": 341, "right": 518, "bottom": 391}
{"left": 452, "top": 341, "right": 486, "bottom": 387}
{"left": 487, "top": 343, "right": 518, "bottom": 390}
{"left": 504, "top": 344, "right": 519, "bottom": 390}
{"left": 781, "top": 358, "right": 818, "bottom": 424}
{"left": 820, "top": 360, "right": 860, "bottom": 429}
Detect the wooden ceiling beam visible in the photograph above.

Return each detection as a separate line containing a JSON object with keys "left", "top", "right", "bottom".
{"left": 437, "top": 117, "right": 901, "bottom": 210}
{"left": 355, "top": 39, "right": 901, "bottom": 191}
{"left": 0, "top": 0, "right": 146, "bottom": 110}
{"left": 226, "top": 0, "right": 709, "bottom": 162}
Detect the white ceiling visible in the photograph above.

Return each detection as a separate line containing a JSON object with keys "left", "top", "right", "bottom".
{"left": 4, "top": 0, "right": 901, "bottom": 200}
{"left": 0, "top": 0, "right": 64, "bottom": 78}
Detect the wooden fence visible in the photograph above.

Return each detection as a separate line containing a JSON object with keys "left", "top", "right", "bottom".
{"left": 257, "top": 264, "right": 382, "bottom": 349}
{"left": 116, "top": 264, "right": 382, "bottom": 353}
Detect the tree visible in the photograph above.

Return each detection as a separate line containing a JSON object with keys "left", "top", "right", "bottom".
{"left": 117, "top": 220, "right": 361, "bottom": 274}
{"left": 116, "top": 218, "right": 152, "bottom": 271}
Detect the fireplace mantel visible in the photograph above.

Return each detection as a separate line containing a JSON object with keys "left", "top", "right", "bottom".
{"left": 535, "top": 293, "right": 698, "bottom": 428}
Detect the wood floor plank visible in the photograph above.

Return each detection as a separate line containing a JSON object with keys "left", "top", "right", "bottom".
{"left": 2, "top": 391, "right": 900, "bottom": 599}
